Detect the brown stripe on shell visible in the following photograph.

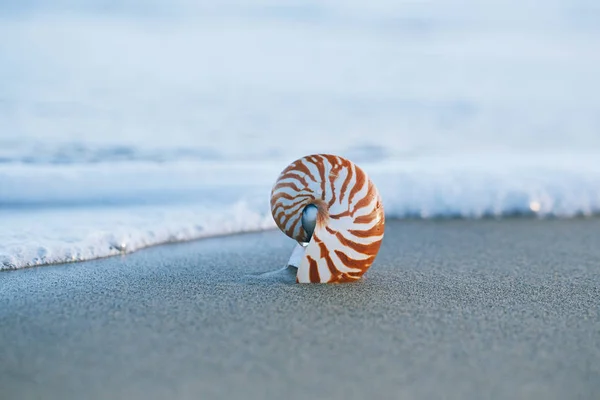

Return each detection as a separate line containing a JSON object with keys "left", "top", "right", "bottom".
{"left": 346, "top": 167, "right": 366, "bottom": 207}
{"left": 311, "top": 156, "right": 326, "bottom": 199}
{"left": 307, "top": 255, "right": 321, "bottom": 282}
{"left": 325, "top": 155, "right": 341, "bottom": 208}
{"left": 333, "top": 231, "right": 381, "bottom": 256}
{"left": 271, "top": 191, "right": 312, "bottom": 203}
{"left": 339, "top": 162, "right": 353, "bottom": 203}
{"left": 273, "top": 180, "right": 304, "bottom": 193}
{"left": 290, "top": 160, "right": 318, "bottom": 183}
{"left": 334, "top": 249, "right": 376, "bottom": 271}
{"left": 350, "top": 181, "right": 375, "bottom": 216}
{"left": 278, "top": 172, "right": 310, "bottom": 188}
{"left": 348, "top": 220, "right": 385, "bottom": 238}
{"left": 354, "top": 213, "right": 378, "bottom": 224}
{"left": 273, "top": 197, "right": 307, "bottom": 220}
{"left": 286, "top": 215, "right": 302, "bottom": 238}
{"left": 316, "top": 238, "right": 340, "bottom": 281}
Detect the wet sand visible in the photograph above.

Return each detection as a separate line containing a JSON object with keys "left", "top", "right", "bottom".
{"left": 1, "top": 219, "right": 599, "bottom": 400}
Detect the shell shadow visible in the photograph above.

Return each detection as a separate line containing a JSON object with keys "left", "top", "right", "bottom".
{"left": 245, "top": 265, "right": 298, "bottom": 284}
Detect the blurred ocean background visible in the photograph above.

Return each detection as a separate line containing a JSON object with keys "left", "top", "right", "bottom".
{"left": 1, "top": 0, "right": 599, "bottom": 269}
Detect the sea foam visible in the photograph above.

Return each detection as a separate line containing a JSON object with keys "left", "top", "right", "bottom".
{"left": 2, "top": 152, "right": 599, "bottom": 270}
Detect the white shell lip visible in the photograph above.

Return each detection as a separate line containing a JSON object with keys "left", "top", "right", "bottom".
{"left": 286, "top": 242, "right": 307, "bottom": 269}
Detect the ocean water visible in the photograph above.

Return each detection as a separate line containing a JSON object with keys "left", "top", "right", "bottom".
{"left": 1, "top": 0, "right": 600, "bottom": 269}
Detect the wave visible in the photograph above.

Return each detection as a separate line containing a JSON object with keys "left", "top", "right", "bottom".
{"left": 2, "top": 152, "right": 599, "bottom": 270}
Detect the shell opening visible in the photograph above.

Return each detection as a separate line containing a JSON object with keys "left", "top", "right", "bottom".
{"left": 301, "top": 204, "right": 318, "bottom": 242}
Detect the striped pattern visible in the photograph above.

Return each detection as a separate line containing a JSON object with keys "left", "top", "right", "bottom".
{"left": 270, "top": 154, "right": 385, "bottom": 283}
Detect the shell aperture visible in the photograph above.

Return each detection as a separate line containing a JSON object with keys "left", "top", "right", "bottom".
{"left": 270, "top": 154, "right": 385, "bottom": 283}
{"left": 301, "top": 204, "right": 318, "bottom": 242}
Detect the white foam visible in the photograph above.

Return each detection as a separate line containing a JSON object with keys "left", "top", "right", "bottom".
{"left": 2, "top": 152, "right": 600, "bottom": 270}
{"left": 0, "top": 201, "right": 276, "bottom": 270}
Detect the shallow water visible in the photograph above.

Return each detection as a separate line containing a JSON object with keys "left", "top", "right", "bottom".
{"left": 1, "top": 0, "right": 600, "bottom": 269}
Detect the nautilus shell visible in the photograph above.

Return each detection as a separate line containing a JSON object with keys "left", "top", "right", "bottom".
{"left": 270, "top": 154, "right": 385, "bottom": 283}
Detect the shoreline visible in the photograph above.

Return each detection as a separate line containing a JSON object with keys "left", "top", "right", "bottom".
{"left": 0, "top": 226, "right": 279, "bottom": 272}
{"left": 3, "top": 214, "right": 599, "bottom": 272}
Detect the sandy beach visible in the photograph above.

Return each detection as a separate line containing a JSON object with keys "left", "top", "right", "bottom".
{"left": 1, "top": 219, "right": 599, "bottom": 400}
{"left": 3, "top": 0, "right": 600, "bottom": 398}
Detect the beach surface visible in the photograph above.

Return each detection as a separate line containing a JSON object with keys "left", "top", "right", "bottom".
{"left": 1, "top": 219, "right": 599, "bottom": 400}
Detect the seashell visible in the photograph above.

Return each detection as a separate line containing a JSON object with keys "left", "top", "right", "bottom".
{"left": 270, "top": 154, "right": 385, "bottom": 283}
